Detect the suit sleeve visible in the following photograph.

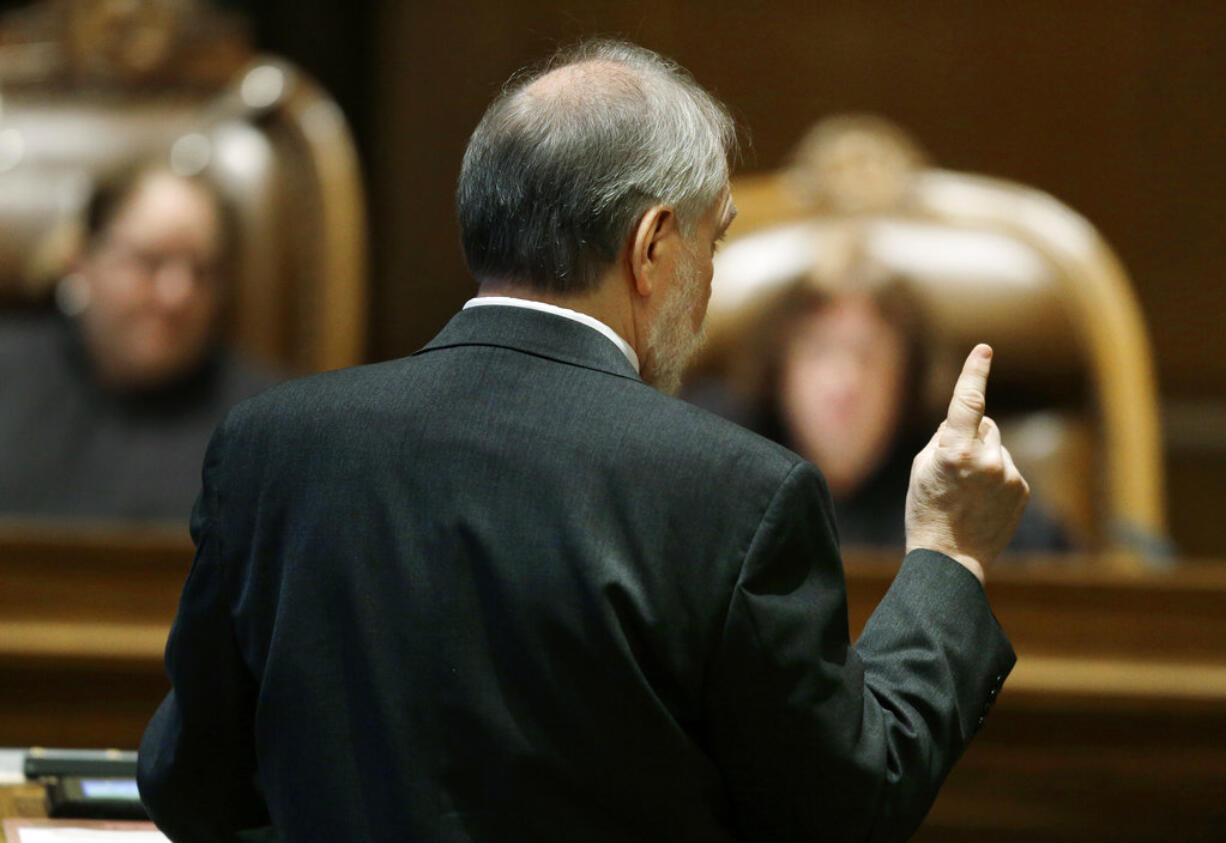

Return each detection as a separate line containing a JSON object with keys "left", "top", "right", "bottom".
{"left": 138, "top": 418, "right": 272, "bottom": 841}
{"left": 704, "top": 461, "right": 1015, "bottom": 843}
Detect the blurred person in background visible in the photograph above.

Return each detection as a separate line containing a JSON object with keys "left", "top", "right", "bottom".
{"left": 0, "top": 160, "right": 278, "bottom": 522}
{"left": 687, "top": 241, "right": 1069, "bottom": 552}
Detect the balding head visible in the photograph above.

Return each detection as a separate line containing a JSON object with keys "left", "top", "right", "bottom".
{"left": 457, "top": 40, "right": 737, "bottom": 294}
{"left": 521, "top": 58, "right": 635, "bottom": 100}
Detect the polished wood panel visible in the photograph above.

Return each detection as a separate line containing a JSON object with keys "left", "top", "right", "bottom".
{"left": 846, "top": 553, "right": 1226, "bottom": 840}
{"left": 0, "top": 523, "right": 191, "bottom": 748}
{"left": 0, "top": 785, "right": 49, "bottom": 840}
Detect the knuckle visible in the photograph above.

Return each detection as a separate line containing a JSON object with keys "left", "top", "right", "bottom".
{"left": 979, "top": 460, "right": 1005, "bottom": 481}
{"left": 958, "top": 392, "right": 986, "bottom": 415}
{"left": 949, "top": 445, "right": 975, "bottom": 466}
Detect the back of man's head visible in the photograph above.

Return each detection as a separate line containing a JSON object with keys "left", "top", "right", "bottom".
{"left": 457, "top": 39, "right": 737, "bottom": 295}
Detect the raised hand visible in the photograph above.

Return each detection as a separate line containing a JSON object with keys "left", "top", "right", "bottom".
{"left": 904, "top": 344, "right": 1030, "bottom": 582}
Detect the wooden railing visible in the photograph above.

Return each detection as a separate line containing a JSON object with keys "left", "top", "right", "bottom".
{"left": 2, "top": 529, "right": 1224, "bottom": 838}
{"left": 846, "top": 551, "right": 1226, "bottom": 840}
{"left": 0, "top": 521, "right": 190, "bottom": 748}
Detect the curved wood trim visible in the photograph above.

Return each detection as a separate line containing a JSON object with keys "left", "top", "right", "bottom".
{"left": 908, "top": 171, "right": 1166, "bottom": 557}
{"left": 205, "top": 57, "right": 369, "bottom": 372}
{"left": 723, "top": 169, "right": 1168, "bottom": 562}
{"left": 271, "top": 62, "right": 369, "bottom": 371}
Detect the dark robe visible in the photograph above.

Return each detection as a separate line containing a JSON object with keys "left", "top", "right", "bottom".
{"left": 0, "top": 308, "right": 278, "bottom": 523}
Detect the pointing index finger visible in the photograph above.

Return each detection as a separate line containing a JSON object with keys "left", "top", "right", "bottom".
{"left": 944, "top": 344, "right": 993, "bottom": 440}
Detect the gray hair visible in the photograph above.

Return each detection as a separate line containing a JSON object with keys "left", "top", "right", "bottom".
{"left": 457, "top": 39, "right": 738, "bottom": 294}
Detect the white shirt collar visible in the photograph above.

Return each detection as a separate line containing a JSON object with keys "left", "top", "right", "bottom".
{"left": 463, "top": 296, "right": 640, "bottom": 373}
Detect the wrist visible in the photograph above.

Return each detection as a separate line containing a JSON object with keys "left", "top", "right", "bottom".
{"left": 905, "top": 542, "right": 986, "bottom": 584}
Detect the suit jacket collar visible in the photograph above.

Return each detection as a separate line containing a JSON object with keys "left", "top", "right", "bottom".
{"left": 414, "top": 304, "right": 643, "bottom": 383}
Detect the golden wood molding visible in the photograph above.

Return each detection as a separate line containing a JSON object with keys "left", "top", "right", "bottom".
{"left": 0, "top": 0, "right": 251, "bottom": 89}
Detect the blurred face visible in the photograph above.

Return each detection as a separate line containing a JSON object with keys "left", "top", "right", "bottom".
{"left": 778, "top": 294, "right": 907, "bottom": 496}
{"left": 641, "top": 191, "right": 735, "bottom": 394}
{"left": 77, "top": 172, "right": 224, "bottom": 390}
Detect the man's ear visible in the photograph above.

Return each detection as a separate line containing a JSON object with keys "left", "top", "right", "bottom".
{"left": 628, "top": 204, "right": 678, "bottom": 298}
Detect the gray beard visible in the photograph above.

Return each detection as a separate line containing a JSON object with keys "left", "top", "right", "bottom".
{"left": 642, "top": 259, "right": 707, "bottom": 395}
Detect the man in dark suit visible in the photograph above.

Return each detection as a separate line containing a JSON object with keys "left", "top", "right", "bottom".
{"left": 138, "top": 40, "right": 1026, "bottom": 841}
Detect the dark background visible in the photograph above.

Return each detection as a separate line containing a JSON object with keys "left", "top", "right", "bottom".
{"left": 210, "top": 1, "right": 1225, "bottom": 392}
{"left": 5, "top": 0, "right": 1224, "bottom": 554}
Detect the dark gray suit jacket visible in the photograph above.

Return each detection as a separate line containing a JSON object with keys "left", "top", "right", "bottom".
{"left": 138, "top": 304, "right": 1014, "bottom": 842}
